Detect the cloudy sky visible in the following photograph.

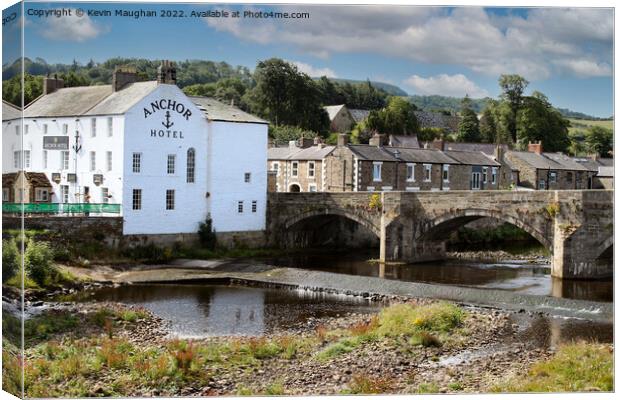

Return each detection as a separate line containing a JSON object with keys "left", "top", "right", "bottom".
{"left": 4, "top": 2, "right": 614, "bottom": 117}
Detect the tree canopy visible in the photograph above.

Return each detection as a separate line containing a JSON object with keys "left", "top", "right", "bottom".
{"left": 457, "top": 95, "right": 481, "bottom": 142}
{"left": 585, "top": 126, "right": 613, "bottom": 157}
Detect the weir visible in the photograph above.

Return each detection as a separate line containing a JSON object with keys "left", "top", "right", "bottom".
{"left": 267, "top": 190, "right": 614, "bottom": 280}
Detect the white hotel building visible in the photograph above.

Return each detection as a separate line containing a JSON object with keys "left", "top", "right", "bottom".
{"left": 2, "top": 62, "right": 268, "bottom": 236}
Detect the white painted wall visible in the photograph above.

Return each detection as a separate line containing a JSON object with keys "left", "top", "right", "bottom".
{"left": 122, "top": 84, "right": 208, "bottom": 235}
{"left": 207, "top": 120, "right": 268, "bottom": 232}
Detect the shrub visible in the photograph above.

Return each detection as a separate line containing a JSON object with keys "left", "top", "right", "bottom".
{"left": 376, "top": 302, "right": 464, "bottom": 337}
{"left": 24, "top": 239, "right": 56, "bottom": 286}
{"left": 347, "top": 374, "right": 394, "bottom": 394}
{"left": 2, "top": 239, "right": 20, "bottom": 282}
{"left": 197, "top": 216, "right": 217, "bottom": 250}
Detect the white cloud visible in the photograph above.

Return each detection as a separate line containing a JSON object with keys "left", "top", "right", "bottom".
{"left": 404, "top": 74, "right": 490, "bottom": 98}
{"left": 290, "top": 61, "right": 337, "bottom": 78}
{"left": 204, "top": 6, "right": 612, "bottom": 80}
{"left": 40, "top": 10, "right": 108, "bottom": 42}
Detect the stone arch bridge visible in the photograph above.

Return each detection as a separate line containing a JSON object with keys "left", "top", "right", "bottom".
{"left": 267, "top": 190, "right": 613, "bottom": 280}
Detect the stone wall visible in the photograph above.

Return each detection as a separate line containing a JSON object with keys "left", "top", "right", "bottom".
{"left": 324, "top": 146, "right": 356, "bottom": 192}
{"left": 3, "top": 216, "right": 123, "bottom": 245}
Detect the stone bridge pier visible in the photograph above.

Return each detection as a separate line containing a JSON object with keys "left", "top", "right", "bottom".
{"left": 267, "top": 190, "right": 613, "bottom": 280}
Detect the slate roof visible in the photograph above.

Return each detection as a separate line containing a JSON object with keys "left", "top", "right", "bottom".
{"left": 508, "top": 151, "right": 588, "bottom": 171}
{"left": 414, "top": 110, "right": 461, "bottom": 133}
{"left": 573, "top": 157, "right": 614, "bottom": 171}
{"left": 443, "top": 142, "right": 509, "bottom": 156}
{"left": 389, "top": 134, "right": 420, "bottom": 149}
{"left": 2, "top": 172, "right": 51, "bottom": 187}
{"left": 323, "top": 105, "right": 347, "bottom": 121}
{"left": 443, "top": 150, "right": 500, "bottom": 167}
{"left": 348, "top": 144, "right": 399, "bottom": 162}
{"left": 349, "top": 109, "right": 370, "bottom": 123}
{"left": 24, "top": 85, "right": 114, "bottom": 118}
{"left": 267, "top": 145, "right": 335, "bottom": 160}
{"left": 189, "top": 96, "right": 268, "bottom": 124}
{"left": 2, "top": 100, "right": 21, "bottom": 121}
{"left": 84, "top": 81, "right": 158, "bottom": 115}
{"left": 597, "top": 166, "right": 614, "bottom": 177}
{"left": 384, "top": 147, "right": 460, "bottom": 164}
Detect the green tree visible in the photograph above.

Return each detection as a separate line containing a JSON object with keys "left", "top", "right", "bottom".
{"left": 457, "top": 95, "right": 480, "bottom": 142}
{"left": 2, "top": 73, "right": 43, "bottom": 106}
{"left": 585, "top": 126, "right": 613, "bottom": 157}
{"left": 268, "top": 125, "right": 317, "bottom": 145}
{"left": 499, "top": 74, "right": 529, "bottom": 142}
{"left": 2, "top": 239, "right": 19, "bottom": 283}
{"left": 24, "top": 240, "right": 56, "bottom": 286}
{"left": 516, "top": 92, "right": 570, "bottom": 152}
{"left": 365, "top": 97, "right": 419, "bottom": 137}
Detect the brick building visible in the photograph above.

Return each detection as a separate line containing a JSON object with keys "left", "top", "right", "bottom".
{"left": 267, "top": 140, "right": 335, "bottom": 192}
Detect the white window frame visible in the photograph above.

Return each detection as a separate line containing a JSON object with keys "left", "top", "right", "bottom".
{"left": 167, "top": 154, "right": 176, "bottom": 175}
{"left": 34, "top": 188, "right": 49, "bottom": 202}
{"left": 549, "top": 171, "right": 557, "bottom": 183}
{"left": 406, "top": 163, "right": 415, "bottom": 182}
{"left": 483, "top": 167, "right": 488, "bottom": 183}
{"left": 107, "top": 117, "right": 113, "bottom": 137}
{"left": 492, "top": 167, "right": 498, "bottom": 184}
{"left": 90, "top": 151, "right": 96, "bottom": 171}
{"left": 61, "top": 185, "right": 69, "bottom": 203}
{"left": 271, "top": 162, "right": 280, "bottom": 175}
{"left": 373, "top": 162, "right": 382, "bottom": 182}
{"left": 539, "top": 179, "right": 546, "bottom": 190}
{"left": 132, "top": 189, "right": 142, "bottom": 210}
{"left": 23, "top": 150, "right": 30, "bottom": 168}
{"left": 291, "top": 161, "right": 299, "bottom": 177}
{"left": 165, "top": 189, "right": 175, "bottom": 210}
{"left": 424, "top": 164, "right": 432, "bottom": 182}
{"left": 91, "top": 118, "right": 97, "bottom": 137}
{"left": 106, "top": 151, "right": 113, "bottom": 172}
{"left": 132, "top": 153, "right": 141, "bottom": 173}
{"left": 443, "top": 164, "right": 450, "bottom": 183}
{"left": 101, "top": 187, "right": 109, "bottom": 204}
{"left": 308, "top": 161, "right": 315, "bottom": 178}
{"left": 13, "top": 151, "right": 20, "bottom": 168}
{"left": 61, "top": 151, "right": 70, "bottom": 170}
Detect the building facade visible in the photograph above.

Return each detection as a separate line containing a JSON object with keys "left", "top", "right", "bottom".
{"left": 2, "top": 62, "right": 268, "bottom": 236}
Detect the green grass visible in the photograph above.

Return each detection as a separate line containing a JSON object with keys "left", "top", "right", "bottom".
{"left": 416, "top": 382, "right": 440, "bottom": 394}
{"left": 568, "top": 118, "right": 613, "bottom": 135}
{"left": 344, "top": 374, "right": 395, "bottom": 394}
{"left": 493, "top": 342, "right": 613, "bottom": 392}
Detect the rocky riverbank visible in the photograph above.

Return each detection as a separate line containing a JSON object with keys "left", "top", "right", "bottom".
{"left": 446, "top": 250, "right": 550, "bottom": 264}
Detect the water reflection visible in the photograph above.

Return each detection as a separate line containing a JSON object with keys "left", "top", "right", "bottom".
{"left": 73, "top": 284, "right": 379, "bottom": 337}
{"left": 269, "top": 252, "right": 612, "bottom": 302}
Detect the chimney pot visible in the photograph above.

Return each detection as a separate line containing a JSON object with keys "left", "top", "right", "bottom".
{"left": 43, "top": 77, "right": 64, "bottom": 95}
{"left": 527, "top": 141, "right": 543, "bottom": 155}
{"left": 157, "top": 60, "right": 177, "bottom": 85}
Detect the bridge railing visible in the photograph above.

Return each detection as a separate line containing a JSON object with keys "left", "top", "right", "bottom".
{"left": 2, "top": 203, "right": 121, "bottom": 215}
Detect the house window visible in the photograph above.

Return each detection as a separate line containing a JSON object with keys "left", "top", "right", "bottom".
{"left": 91, "top": 118, "right": 97, "bottom": 137}
{"left": 406, "top": 163, "right": 415, "bottom": 182}
{"left": 549, "top": 171, "right": 557, "bottom": 183}
{"left": 2, "top": 188, "right": 8, "bottom": 202}
{"left": 24, "top": 125, "right": 29, "bottom": 135}
{"left": 567, "top": 172, "right": 573, "bottom": 183}
{"left": 107, "top": 117, "right": 113, "bottom": 137}
{"left": 62, "top": 123, "right": 68, "bottom": 135}
{"left": 34, "top": 188, "right": 49, "bottom": 202}
{"left": 61, "top": 185, "right": 69, "bottom": 203}
{"left": 482, "top": 167, "right": 488, "bottom": 183}
{"left": 538, "top": 179, "right": 546, "bottom": 190}
{"left": 166, "top": 189, "right": 175, "bottom": 210}
{"left": 442, "top": 164, "right": 450, "bottom": 182}
{"left": 238, "top": 201, "right": 244, "bottom": 213}
{"left": 424, "top": 164, "right": 432, "bottom": 182}
{"left": 24, "top": 150, "right": 30, "bottom": 168}
{"left": 132, "top": 189, "right": 142, "bottom": 210}
{"left": 244, "top": 172, "right": 251, "bottom": 183}
{"left": 132, "top": 153, "right": 141, "bottom": 173}
{"left": 308, "top": 161, "right": 315, "bottom": 178}
{"left": 43, "top": 124, "right": 48, "bottom": 134}
{"left": 15, "top": 126, "right": 19, "bottom": 135}
{"left": 186, "top": 148, "right": 195, "bottom": 183}
{"left": 61, "top": 151, "right": 70, "bottom": 170}
{"left": 43, "top": 150, "right": 48, "bottom": 169}
{"left": 13, "top": 151, "right": 20, "bottom": 169}
{"left": 309, "top": 184, "right": 317, "bottom": 192}
{"left": 373, "top": 162, "right": 382, "bottom": 182}
{"left": 492, "top": 167, "right": 497, "bottom": 184}
{"left": 90, "top": 151, "right": 96, "bottom": 171}
{"left": 291, "top": 161, "right": 299, "bottom": 177}
{"left": 252, "top": 200, "right": 257, "bottom": 213}
{"left": 107, "top": 151, "right": 113, "bottom": 171}
{"left": 101, "top": 187, "right": 109, "bottom": 204}
{"left": 167, "top": 154, "right": 176, "bottom": 174}
{"left": 271, "top": 162, "right": 280, "bottom": 175}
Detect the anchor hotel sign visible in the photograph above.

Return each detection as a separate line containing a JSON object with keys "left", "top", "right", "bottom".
{"left": 144, "top": 98, "right": 192, "bottom": 139}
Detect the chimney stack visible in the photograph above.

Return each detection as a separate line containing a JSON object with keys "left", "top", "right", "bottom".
{"left": 313, "top": 137, "right": 322, "bottom": 145}
{"left": 431, "top": 138, "right": 445, "bottom": 151}
{"left": 298, "top": 137, "right": 314, "bottom": 149}
{"left": 43, "top": 75, "right": 64, "bottom": 95}
{"left": 112, "top": 66, "right": 137, "bottom": 91}
{"left": 157, "top": 60, "right": 177, "bottom": 85}
{"left": 369, "top": 133, "right": 385, "bottom": 147}
{"left": 337, "top": 133, "right": 349, "bottom": 147}
{"left": 528, "top": 141, "right": 543, "bottom": 155}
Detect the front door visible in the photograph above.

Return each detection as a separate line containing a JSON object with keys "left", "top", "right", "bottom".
{"left": 471, "top": 172, "right": 481, "bottom": 190}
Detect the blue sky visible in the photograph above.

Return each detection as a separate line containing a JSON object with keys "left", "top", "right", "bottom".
{"left": 4, "top": 2, "right": 614, "bottom": 117}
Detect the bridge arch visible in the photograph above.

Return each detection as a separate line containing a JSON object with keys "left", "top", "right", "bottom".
{"left": 594, "top": 235, "right": 613, "bottom": 261}
{"left": 283, "top": 208, "right": 381, "bottom": 238}
{"left": 413, "top": 208, "right": 553, "bottom": 250}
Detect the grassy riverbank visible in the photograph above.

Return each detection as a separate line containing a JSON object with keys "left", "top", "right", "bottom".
{"left": 6, "top": 298, "right": 612, "bottom": 397}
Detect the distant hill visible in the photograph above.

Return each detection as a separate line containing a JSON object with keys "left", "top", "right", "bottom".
{"left": 408, "top": 95, "right": 490, "bottom": 114}
{"left": 556, "top": 108, "right": 611, "bottom": 121}
{"left": 326, "top": 78, "right": 408, "bottom": 96}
